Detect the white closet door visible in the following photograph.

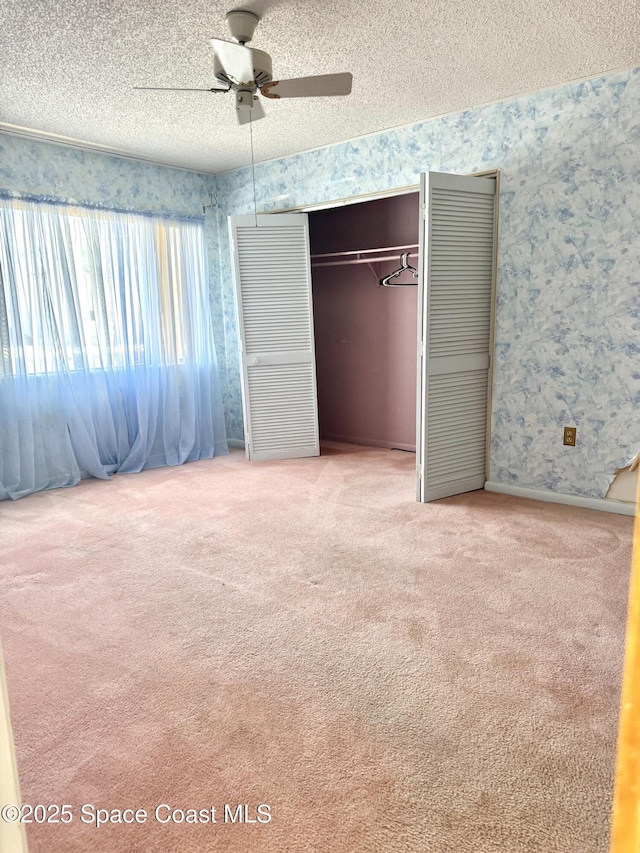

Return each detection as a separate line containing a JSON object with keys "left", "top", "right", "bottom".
{"left": 229, "top": 213, "right": 320, "bottom": 461}
{"left": 417, "top": 172, "right": 496, "bottom": 502}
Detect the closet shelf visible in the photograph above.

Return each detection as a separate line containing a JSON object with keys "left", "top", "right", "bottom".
{"left": 311, "top": 243, "right": 418, "bottom": 268}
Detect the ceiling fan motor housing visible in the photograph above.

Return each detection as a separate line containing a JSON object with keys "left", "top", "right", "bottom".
{"left": 214, "top": 48, "right": 273, "bottom": 90}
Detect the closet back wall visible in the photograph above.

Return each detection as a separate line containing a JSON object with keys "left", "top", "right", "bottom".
{"left": 309, "top": 194, "right": 419, "bottom": 451}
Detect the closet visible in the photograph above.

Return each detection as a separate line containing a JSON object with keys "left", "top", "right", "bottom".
{"left": 228, "top": 171, "right": 497, "bottom": 502}
{"left": 308, "top": 192, "right": 420, "bottom": 452}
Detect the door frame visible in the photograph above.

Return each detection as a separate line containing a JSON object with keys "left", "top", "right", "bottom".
{"left": 0, "top": 638, "right": 28, "bottom": 852}
{"left": 267, "top": 170, "right": 500, "bottom": 495}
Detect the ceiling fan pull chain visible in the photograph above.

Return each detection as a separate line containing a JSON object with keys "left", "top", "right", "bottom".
{"left": 249, "top": 109, "right": 258, "bottom": 227}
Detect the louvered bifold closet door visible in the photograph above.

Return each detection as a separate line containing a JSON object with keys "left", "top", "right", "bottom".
{"left": 229, "top": 213, "right": 319, "bottom": 461}
{"left": 418, "top": 173, "right": 496, "bottom": 501}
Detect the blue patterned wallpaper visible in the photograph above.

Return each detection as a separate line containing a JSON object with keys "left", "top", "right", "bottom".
{"left": 0, "top": 134, "right": 210, "bottom": 215}
{"left": 215, "top": 67, "right": 640, "bottom": 500}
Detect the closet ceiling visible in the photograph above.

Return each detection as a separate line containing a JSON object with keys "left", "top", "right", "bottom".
{"left": 1, "top": 0, "right": 639, "bottom": 174}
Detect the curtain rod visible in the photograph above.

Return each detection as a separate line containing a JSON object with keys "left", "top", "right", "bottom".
{"left": 0, "top": 189, "right": 204, "bottom": 223}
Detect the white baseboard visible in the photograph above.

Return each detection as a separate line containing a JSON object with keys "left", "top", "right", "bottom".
{"left": 227, "top": 438, "right": 245, "bottom": 449}
{"left": 484, "top": 481, "right": 636, "bottom": 516}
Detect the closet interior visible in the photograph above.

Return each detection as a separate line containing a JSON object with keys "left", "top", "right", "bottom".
{"left": 309, "top": 192, "right": 420, "bottom": 452}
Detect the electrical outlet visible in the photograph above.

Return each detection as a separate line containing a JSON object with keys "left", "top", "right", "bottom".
{"left": 563, "top": 427, "right": 577, "bottom": 447}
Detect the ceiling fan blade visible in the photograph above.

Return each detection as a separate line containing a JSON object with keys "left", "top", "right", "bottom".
{"left": 237, "top": 97, "right": 266, "bottom": 125}
{"left": 261, "top": 72, "right": 352, "bottom": 100}
{"left": 134, "top": 86, "right": 229, "bottom": 92}
{"left": 210, "top": 38, "right": 255, "bottom": 86}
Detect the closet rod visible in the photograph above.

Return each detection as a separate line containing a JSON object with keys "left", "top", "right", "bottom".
{"left": 313, "top": 253, "right": 417, "bottom": 268}
{"left": 310, "top": 243, "right": 418, "bottom": 261}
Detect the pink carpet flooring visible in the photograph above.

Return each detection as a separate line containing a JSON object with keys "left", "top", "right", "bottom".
{"left": 0, "top": 443, "right": 633, "bottom": 852}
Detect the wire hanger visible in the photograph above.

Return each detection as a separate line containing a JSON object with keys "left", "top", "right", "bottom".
{"left": 379, "top": 252, "right": 419, "bottom": 287}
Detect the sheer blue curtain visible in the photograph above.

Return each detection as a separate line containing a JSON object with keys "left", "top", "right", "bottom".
{"left": 0, "top": 195, "right": 227, "bottom": 500}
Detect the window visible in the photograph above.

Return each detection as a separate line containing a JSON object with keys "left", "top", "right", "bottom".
{"left": 0, "top": 199, "right": 209, "bottom": 377}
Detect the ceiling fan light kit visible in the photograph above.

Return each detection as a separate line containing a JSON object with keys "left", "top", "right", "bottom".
{"left": 136, "top": 8, "right": 353, "bottom": 126}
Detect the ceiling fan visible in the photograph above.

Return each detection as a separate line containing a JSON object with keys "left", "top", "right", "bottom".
{"left": 135, "top": 10, "right": 353, "bottom": 125}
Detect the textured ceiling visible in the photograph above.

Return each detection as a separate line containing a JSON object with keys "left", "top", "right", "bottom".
{"left": 1, "top": 0, "right": 639, "bottom": 174}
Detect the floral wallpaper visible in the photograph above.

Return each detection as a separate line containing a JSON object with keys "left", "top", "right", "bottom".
{"left": 214, "top": 67, "right": 640, "bottom": 501}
